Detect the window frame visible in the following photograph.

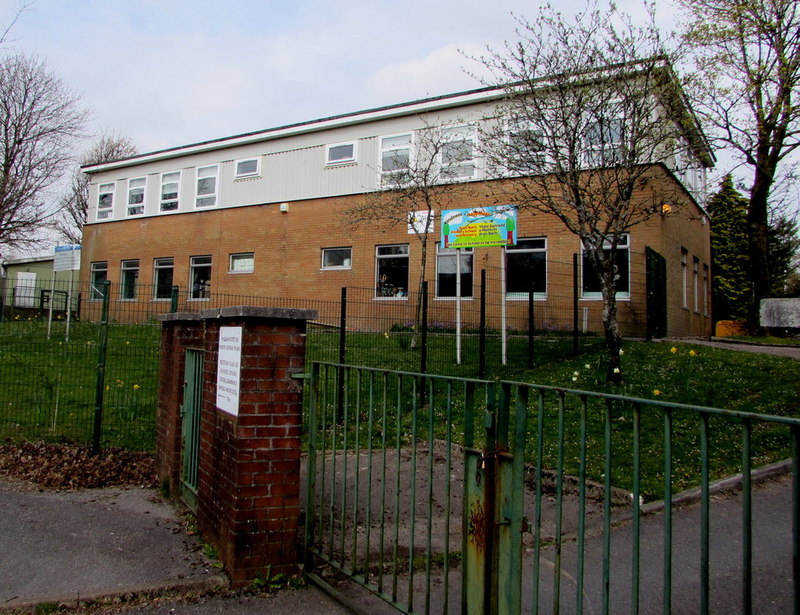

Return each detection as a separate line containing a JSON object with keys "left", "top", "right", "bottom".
{"left": 234, "top": 157, "right": 261, "bottom": 179}
{"left": 195, "top": 164, "right": 218, "bottom": 208}
{"left": 681, "top": 248, "right": 689, "bottom": 309}
{"left": 379, "top": 132, "right": 414, "bottom": 184}
{"left": 435, "top": 244, "right": 474, "bottom": 299}
{"left": 581, "top": 234, "right": 631, "bottom": 300}
{"left": 375, "top": 244, "right": 410, "bottom": 299}
{"left": 90, "top": 261, "right": 108, "bottom": 301}
{"left": 504, "top": 120, "right": 548, "bottom": 175}
{"left": 159, "top": 171, "right": 181, "bottom": 212}
{"left": 229, "top": 252, "right": 255, "bottom": 274}
{"left": 440, "top": 124, "right": 479, "bottom": 181}
{"left": 325, "top": 142, "right": 357, "bottom": 166}
{"left": 583, "top": 118, "right": 625, "bottom": 167}
{"left": 693, "top": 256, "right": 700, "bottom": 313}
{"left": 96, "top": 182, "right": 115, "bottom": 220}
{"left": 153, "top": 257, "right": 174, "bottom": 301}
{"left": 189, "top": 255, "right": 212, "bottom": 301}
{"left": 321, "top": 247, "right": 352, "bottom": 270}
{"left": 119, "top": 259, "right": 140, "bottom": 301}
{"left": 505, "top": 237, "right": 548, "bottom": 299}
{"left": 127, "top": 177, "right": 146, "bottom": 216}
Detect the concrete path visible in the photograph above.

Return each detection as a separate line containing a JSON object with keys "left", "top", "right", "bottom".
{"left": 664, "top": 337, "right": 800, "bottom": 360}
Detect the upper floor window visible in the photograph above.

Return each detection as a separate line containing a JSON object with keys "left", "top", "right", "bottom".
{"left": 229, "top": 252, "right": 254, "bottom": 273}
{"left": 326, "top": 142, "right": 356, "bottom": 166}
{"left": 235, "top": 157, "right": 260, "bottom": 179}
{"left": 582, "top": 233, "right": 630, "bottom": 299}
{"left": 127, "top": 177, "right": 146, "bottom": 216}
{"left": 97, "top": 183, "right": 115, "bottom": 220}
{"left": 160, "top": 171, "right": 180, "bottom": 212}
{"left": 506, "top": 238, "right": 547, "bottom": 298}
{"left": 584, "top": 119, "right": 624, "bottom": 167}
{"left": 196, "top": 165, "right": 218, "bottom": 208}
{"left": 380, "top": 133, "right": 412, "bottom": 183}
{"left": 441, "top": 125, "right": 477, "bottom": 180}
{"left": 321, "top": 247, "right": 352, "bottom": 269}
{"left": 505, "top": 120, "right": 547, "bottom": 174}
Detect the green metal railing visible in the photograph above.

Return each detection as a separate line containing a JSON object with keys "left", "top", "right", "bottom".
{"left": 303, "top": 362, "right": 800, "bottom": 615}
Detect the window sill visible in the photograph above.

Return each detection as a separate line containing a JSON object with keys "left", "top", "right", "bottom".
{"left": 434, "top": 296, "right": 474, "bottom": 301}
{"left": 373, "top": 296, "right": 408, "bottom": 301}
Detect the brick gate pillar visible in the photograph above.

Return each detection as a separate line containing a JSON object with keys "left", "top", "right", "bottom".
{"left": 156, "top": 306, "right": 316, "bottom": 586}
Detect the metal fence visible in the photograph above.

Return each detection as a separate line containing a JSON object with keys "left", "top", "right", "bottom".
{"left": 304, "top": 361, "right": 800, "bottom": 615}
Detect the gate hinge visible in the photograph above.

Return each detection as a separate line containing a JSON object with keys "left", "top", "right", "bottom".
{"left": 290, "top": 372, "right": 311, "bottom": 380}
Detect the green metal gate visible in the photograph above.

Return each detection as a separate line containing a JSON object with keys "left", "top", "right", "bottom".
{"left": 180, "top": 348, "right": 203, "bottom": 512}
{"left": 303, "top": 361, "right": 800, "bottom": 615}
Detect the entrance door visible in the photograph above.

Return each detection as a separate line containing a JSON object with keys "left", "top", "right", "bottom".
{"left": 15, "top": 272, "right": 36, "bottom": 308}
{"left": 646, "top": 247, "right": 667, "bottom": 339}
{"left": 180, "top": 349, "right": 203, "bottom": 512}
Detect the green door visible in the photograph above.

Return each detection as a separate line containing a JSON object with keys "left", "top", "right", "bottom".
{"left": 180, "top": 349, "right": 203, "bottom": 512}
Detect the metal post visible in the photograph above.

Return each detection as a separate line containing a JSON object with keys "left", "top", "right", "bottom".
{"left": 573, "top": 253, "right": 579, "bottom": 355}
{"left": 337, "top": 287, "right": 347, "bottom": 422}
{"left": 528, "top": 280, "right": 535, "bottom": 369}
{"left": 170, "top": 285, "right": 179, "bottom": 313}
{"left": 91, "top": 280, "right": 111, "bottom": 455}
{"left": 479, "top": 270, "right": 486, "bottom": 379}
{"left": 420, "top": 281, "right": 428, "bottom": 374}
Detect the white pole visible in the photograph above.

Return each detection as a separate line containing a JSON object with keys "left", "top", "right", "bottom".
{"left": 65, "top": 269, "right": 74, "bottom": 341}
{"left": 47, "top": 273, "right": 55, "bottom": 340}
{"left": 455, "top": 248, "right": 462, "bottom": 365}
{"left": 501, "top": 248, "right": 507, "bottom": 365}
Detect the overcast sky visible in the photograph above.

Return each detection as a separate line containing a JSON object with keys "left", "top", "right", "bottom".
{"left": 3, "top": 0, "right": 675, "bottom": 154}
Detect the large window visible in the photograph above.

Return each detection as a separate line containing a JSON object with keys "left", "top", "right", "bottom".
{"left": 326, "top": 142, "right": 356, "bottom": 165}
{"left": 584, "top": 119, "right": 624, "bottom": 166}
{"left": 441, "top": 125, "right": 477, "bottom": 180}
{"left": 321, "top": 247, "right": 352, "bottom": 269}
{"left": 505, "top": 120, "right": 547, "bottom": 174}
{"left": 380, "top": 133, "right": 412, "bottom": 183}
{"left": 693, "top": 256, "right": 700, "bottom": 312}
{"left": 195, "top": 165, "right": 218, "bottom": 208}
{"left": 97, "top": 183, "right": 114, "bottom": 220}
{"left": 436, "top": 245, "right": 473, "bottom": 298}
{"left": 229, "top": 252, "right": 254, "bottom": 273}
{"left": 681, "top": 247, "right": 689, "bottom": 309}
{"left": 127, "top": 177, "right": 146, "bottom": 216}
{"left": 189, "top": 256, "right": 212, "bottom": 300}
{"left": 582, "top": 234, "right": 630, "bottom": 298}
{"left": 160, "top": 171, "right": 180, "bottom": 212}
{"left": 234, "top": 158, "right": 260, "bottom": 179}
{"left": 90, "top": 262, "right": 108, "bottom": 300}
{"left": 153, "top": 257, "right": 174, "bottom": 300}
{"left": 506, "top": 238, "right": 547, "bottom": 298}
{"left": 375, "top": 245, "right": 409, "bottom": 298}
{"left": 120, "top": 260, "right": 139, "bottom": 300}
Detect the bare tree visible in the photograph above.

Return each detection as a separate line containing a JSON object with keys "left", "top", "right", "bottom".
{"left": 54, "top": 134, "right": 137, "bottom": 243}
{"left": 0, "top": 52, "right": 88, "bottom": 250}
{"left": 476, "top": 2, "right": 710, "bottom": 381}
{"left": 0, "top": 1, "right": 33, "bottom": 46}
{"left": 342, "top": 117, "right": 475, "bottom": 342}
{"left": 680, "top": 0, "right": 800, "bottom": 322}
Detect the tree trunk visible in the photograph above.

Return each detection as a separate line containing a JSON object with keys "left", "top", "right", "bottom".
{"left": 601, "top": 282, "right": 623, "bottom": 385}
{"left": 747, "top": 163, "right": 773, "bottom": 330}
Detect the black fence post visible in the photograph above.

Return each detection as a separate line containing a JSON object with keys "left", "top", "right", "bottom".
{"left": 337, "top": 287, "right": 347, "bottom": 422}
{"left": 479, "top": 269, "right": 486, "bottom": 380}
{"left": 528, "top": 280, "right": 535, "bottom": 369}
{"left": 170, "top": 285, "right": 179, "bottom": 313}
{"left": 91, "top": 280, "right": 111, "bottom": 454}
{"left": 573, "top": 253, "right": 579, "bottom": 355}
{"left": 420, "top": 281, "right": 428, "bottom": 374}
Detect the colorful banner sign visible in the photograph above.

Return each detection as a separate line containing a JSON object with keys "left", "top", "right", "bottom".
{"left": 440, "top": 205, "right": 517, "bottom": 248}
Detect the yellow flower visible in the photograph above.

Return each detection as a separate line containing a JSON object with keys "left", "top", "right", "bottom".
{"left": 384, "top": 332, "right": 389, "bottom": 339}
{"left": 619, "top": 349, "right": 624, "bottom": 356}
{"left": 670, "top": 347, "right": 678, "bottom": 354}
{"left": 133, "top": 384, "right": 140, "bottom": 390}
{"left": 613, "top": 367, "right": 620, "bottom": 374}
{"left": 689, "top": 349, "right": 698, "bottom": 357}
{"left": 653, "top": 389, "right": 662, "bottom": 396}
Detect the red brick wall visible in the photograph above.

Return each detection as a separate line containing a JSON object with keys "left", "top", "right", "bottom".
{"left": 155, "top": 307, "right": 314, "bottom": 586}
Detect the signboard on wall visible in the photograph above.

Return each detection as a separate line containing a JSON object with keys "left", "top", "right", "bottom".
{"left": 53, "top": 244, "right": 81, "bottom": 272}
{"left": 216, "top": 326, "right": 242, "bottom": 415}
{"left": 440, "top": 205, "right": 517, "bottom": 248}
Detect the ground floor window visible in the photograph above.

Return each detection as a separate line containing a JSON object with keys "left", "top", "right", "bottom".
{"left": 436, "top": 245, "right": 473, "bottom": 298}
{"left": 229, "top": 252, "right": 254, "bottom": 273}
{"left": 189, "top": 255, "right": 212, "bottom": 300}
{"left": 90, "top": 261, "right": 108, "bottom": 300}
{"left": 321, "top": 247, "right": 352, "bottom": 269}
{"left": 120, "top": 260, "right": 139, "bottom": 300}
{"left": 582, "top": 234, "right": 630, "bottom": 298}
{"left": 153, "top": 257, "right": 174, "bottom": 300}
{"left": 505, "top": 237, "right": 546, "bottom": 298}
{"left": 376, "top": 245, "right": 409, "bottom": 298}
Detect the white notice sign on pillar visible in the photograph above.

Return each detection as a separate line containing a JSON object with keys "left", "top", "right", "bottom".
{"left": 216, "top": 326, "right": 242, "bottom": 415}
